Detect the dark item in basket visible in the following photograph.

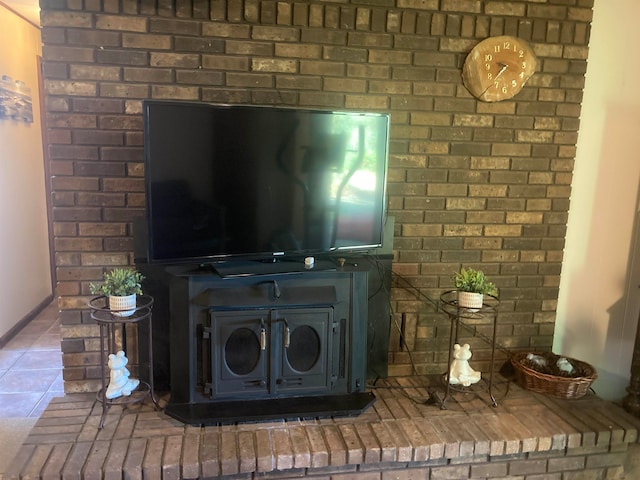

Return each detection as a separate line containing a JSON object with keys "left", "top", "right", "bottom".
{"left": 511, "top": 351, "right": 597, "bottom": 399}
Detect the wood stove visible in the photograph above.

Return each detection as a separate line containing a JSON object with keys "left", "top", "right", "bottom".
{"left": 157, "top": 264, "right": 374, "bottom": 425}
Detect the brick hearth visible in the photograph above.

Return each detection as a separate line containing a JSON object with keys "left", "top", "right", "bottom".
{"left": 5, "top": 376, "right": 640, "bottom": 479}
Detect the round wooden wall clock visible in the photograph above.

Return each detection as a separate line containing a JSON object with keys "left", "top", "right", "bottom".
{"left": 462, "top": 35, "right": 537, "bottom": 102}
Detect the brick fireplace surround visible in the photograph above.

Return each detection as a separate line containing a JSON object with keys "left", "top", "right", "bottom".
{"left": 35, "top": 0, "right": 637, "bottom": 477}
{"left": 45, "top": 0, "right": 596, "bottom": 394}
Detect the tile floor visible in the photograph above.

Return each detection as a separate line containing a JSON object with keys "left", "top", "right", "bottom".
{"left": 0, "top": 302, "right": 64, "bottom": 418}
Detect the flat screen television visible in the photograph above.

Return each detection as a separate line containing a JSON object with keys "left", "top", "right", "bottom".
{"left": 142, "top": 100, "right": 390, "bottom": 269}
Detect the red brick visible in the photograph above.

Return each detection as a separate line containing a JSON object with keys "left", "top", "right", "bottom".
{"left": 338, "top": 425, "right": 365, "bottom": 465}
{"left": 254, "top": 429, "right": 274, "bottom": 472}
{"left": 96, "top": 49, "right": 149, "bottom": 65}
{"left": 124, "top": 67, "right": 173, "bottom": 83}
{"left": 70, "top": 65, "right": 121, "bottom": 81}
{"left": 122, "top": 437, "right": 147, "bottom": 480}
{"left": 73, "top": 130, "right": 124, "bottom": 145}
{"left": 354, "top": 423, "right": 382, "bottom": 464}
{"left": 181, "top": 433, "right": 201, "bottom": 478}
{"left": 55, "top": 237, "right": 104, "bottom": 251}
{"left": 161, "top": 435, "right": 183, "bottom": 479}
{"left": 53, "top": 207, "right": 102, "bottom": 222}
{"left": 42, "top": 45, "right": 94, "bottom": 62}
{"left": 67, "top": 29, "right": 121, "bottom": 46}
{"left": 50, "top": 145, "right": 99, "bottom": 162}
{"left": 74, "top": 162, "right": 126, "bottom": 177}
{"left": 99, "top": 83, "right": 149, "bottom": 98}
{"left": 272, "top": 428, "right": 294, "bottom": 470}
{"left": 52, "top": 176, "right": 99, "bottom": 191}
{"left": 142, "top": 436, "right": 164, "bottom": 480}
{"left": 72, "top": 98, "right": 124, "bottom": 113}
{"left": 150, "top": 52, "right": 200, "bottom": 68}
{"left": 237, "top": 431, "right": 257, "bottom": 473}
{"left": 151, "top": 85, "right": 199, "bottom": 99}
{"left": 46, "top": 80, "right": 97, "bottom": 96}
{"left": 95, "top": 14, "right": 147, "bottom": 32}
{"left": 42, "top": 62, "right": 69, "bottom": 79}
{"left": 219, "top": 431, "right": 239, "bottom": 475}
{"left": 103, "top": 439, "right": 129, "bottom": 480}
{"left": 122, "top": 33, "right": 172, "bottom": 49}
{"left": 175, "top": 36, "right": 224, "bottom": 52}
{"left": 149, "top": 18, "right": 201, "bottom": 35}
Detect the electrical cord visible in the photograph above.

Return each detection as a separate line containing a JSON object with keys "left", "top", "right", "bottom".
{"left": 357, "top": 254, "right": 519, "bottom": 408}
{"left": 341, "top": 251, "right": 522, "bottom": 410}
{"left": 358, "top": 253, "right": 422, "bottom": 376}
{"left": 365, "top": 257, "right": 514, "bottom": 358}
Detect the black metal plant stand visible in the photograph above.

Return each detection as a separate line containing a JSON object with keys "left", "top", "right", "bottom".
{"left": 89, "top": 295, "right": 160, "bottom": 429}
{"left": 437, "top": 290, "right": 500, "bottom": 409}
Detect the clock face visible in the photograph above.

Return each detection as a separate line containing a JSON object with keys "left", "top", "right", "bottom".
{"left": 462, "top": 36, "right": 537, "bottom": 102}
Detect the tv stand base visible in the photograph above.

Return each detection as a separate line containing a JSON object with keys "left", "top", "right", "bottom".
{"left": 165, "top": 392, "right": 376, "bottom": 426}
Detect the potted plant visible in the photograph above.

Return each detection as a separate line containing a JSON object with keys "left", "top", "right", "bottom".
{"left": 90, "top": 268, "right": 145, "bottom": 317}
{"left": 452, "top": 267, "right": 497, "bottom": 310}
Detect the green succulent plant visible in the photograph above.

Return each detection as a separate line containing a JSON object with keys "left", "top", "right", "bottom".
{"left": 89, "top": 268, "right": 145, "bottom": 297}
{"left": 452, "top": 267, "right": 497, "bottom": 295}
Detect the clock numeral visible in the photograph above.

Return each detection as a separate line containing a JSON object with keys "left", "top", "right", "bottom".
{"left": 511, "top": 79, "right": 518, "bottom": 88}
{"left": 503, "top": 41, "right": 511, "bottom": 49}
{"left": 522, "top": 61, "right": 527, "bottom": 69}
{"left": 484, "top": 54, "right": 493, "bottom": 62}
{"left": 487, "top": 72, "right": 493, "bottom": 80}
{"left": 519, "top": 71, "right": 525, "bottom": 79}
{"left": 485, "top": 63, "right": 491, "bottom": 70}
{"left": 502, "top": 86, "right": 508, "bottom": 94}
{"left": 518, "top": 49, "right": 525, "bottom": 58}
{"left": 493, "top": 45, "right": 501, "bottom": 53}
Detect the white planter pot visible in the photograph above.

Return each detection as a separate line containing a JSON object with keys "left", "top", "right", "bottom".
{"left": 457, "top": 291, "right": 483, "bottom": 311}
{"left": 108, "top": 294, "right": 137, "bottom": 317}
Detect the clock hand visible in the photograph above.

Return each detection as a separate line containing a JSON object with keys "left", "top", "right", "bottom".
{"left": 495, "top": 62, "right": 508, "bottom": 78}
{"left": 479, "top": 62, "right": 509, "bottom": 96}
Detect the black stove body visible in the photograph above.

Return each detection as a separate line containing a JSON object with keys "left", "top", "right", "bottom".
{"left": 160, "top": 265, "right": 374, "bottom": 425}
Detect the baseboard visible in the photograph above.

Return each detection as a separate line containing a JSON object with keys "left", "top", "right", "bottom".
{"left": 0, "top": 294, "right": 55, "bottom": 348}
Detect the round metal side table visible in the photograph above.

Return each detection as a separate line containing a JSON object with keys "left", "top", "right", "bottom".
{"left": 438, "top": 290, "right": 500, "bottom": 409}
{"left": 89, "top": 295, "right": 160, "bottom": 429}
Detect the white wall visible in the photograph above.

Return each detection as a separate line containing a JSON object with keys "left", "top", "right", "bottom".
{"left": 555, "top": 0, "right": 640, "bottom": 400}
{"left": 0, "top": 5, "right": 52, "bottom": 339}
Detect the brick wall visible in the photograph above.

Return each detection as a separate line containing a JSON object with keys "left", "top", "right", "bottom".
{"left": 39, "top": 0, "right": 594, "bottom": 392}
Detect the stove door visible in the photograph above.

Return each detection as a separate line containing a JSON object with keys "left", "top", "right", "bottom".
{"left": 274, "top": 307, "right": 335, "bottom": 395}
{"left": 210, "top": 309, "right": 269, "bottom": 398}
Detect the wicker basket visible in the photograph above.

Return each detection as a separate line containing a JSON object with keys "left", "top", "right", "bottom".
{"left": 510, "top": 351, "right": 597, "bottom": 399}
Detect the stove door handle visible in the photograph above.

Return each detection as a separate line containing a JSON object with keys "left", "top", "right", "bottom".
{"left": 259, "top": 319, "right": 267, "bottom": 350}
{"left": 283, "top": 318, "right": 290, "bottom": 348}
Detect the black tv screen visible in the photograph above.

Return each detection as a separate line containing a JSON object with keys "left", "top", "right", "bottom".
{"left": 143, "top": 100, "right": 389, "bottom": 265}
